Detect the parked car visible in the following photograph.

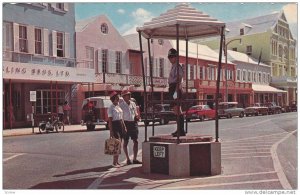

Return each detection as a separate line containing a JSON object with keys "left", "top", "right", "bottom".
{"left": 245, "top": 103, "right": 269, "bottom": 116}
{"left": 290, "top": 101, "right": 297, "bottom": 112}
{"left": 185, "top": 105, "right": 215, "bottom": 121}
{"left": 217, "top": 102, "right": 245, "bottom": 118}
{"left": 264, "top": 102, "right": 282, "bottom": 114}
{"left": 141, "top": 104, "right": 177, "bottom": 125}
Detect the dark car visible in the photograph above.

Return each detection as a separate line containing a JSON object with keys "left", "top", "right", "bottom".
{"left": 141, "top": 104, "right": 177, "bottom": 125}
{"left": 265, "top": 102, "right": 282, "bottom": 114}
{"left": 185, "top": 105, "right": 215, "bottom": 121}
{"left": 245, "top": 103, "right": 269, "bottom": 116}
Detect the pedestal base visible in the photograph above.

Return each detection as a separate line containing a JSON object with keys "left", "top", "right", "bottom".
{"left": 142, "top": 134, "right": 221, "bottom": 177}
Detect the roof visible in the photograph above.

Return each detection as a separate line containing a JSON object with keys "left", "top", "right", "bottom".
{"left": 75, "top": 15, "right": 99, "bottom": 32}
{"left": 225, "top": 11, "right": 281, "bottom": 38}
{"left": 137, "top": 3, "right": 225, "bottom": 40}
{"left": 226, "top": 50, "right": 269, "bottom": 67}
{"left": 123, "top": 33, "right": 147, "bottom": 51}
{"left": 252, "top": 84, "right": 287, "bottom": 93}
{"left": 170, "top": 40, "right": 228, "bottom": 63}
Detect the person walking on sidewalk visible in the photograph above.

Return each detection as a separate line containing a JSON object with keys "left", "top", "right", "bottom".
{"left": 108, "top": 91, "right": 127, "bottom": 167}
{"left": 119, "top": 89, "right": 142, "bottom": 165}
{"left": 167, "top": 48, "right": 186, "bottom": 137}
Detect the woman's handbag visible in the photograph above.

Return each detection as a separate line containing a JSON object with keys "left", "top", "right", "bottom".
{"left": 104, "top": 137, "right": 121, "bottom": 155}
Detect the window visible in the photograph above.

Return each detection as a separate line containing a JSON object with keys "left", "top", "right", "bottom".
{"left": 36, "top": 90, "right": 65, "bottom": 114}
{"left": 116, "top": 51, "right": 122, "bottom": 74}
{"left": 207, "top": 66, "right": 215, "bottom": 80}
{"left": 35, "top": 28, "right": 42, "bottom": 54}
{"left": 159, "top": 58, "right": 164, "bottom": 77}
{"left": 252, "top": 72, "right": 256, "bottom": 82}
{"left": 246, "top": 45, "right": 252, "bottom": 55}
{"left": 284, "top": 47, "right": 288, "bottom": 59}
{"left": 190, "top": 65, "right": 194, "bottom": 80}
{"left": 57, "top": 32, "right": 64, "bottom": 57}
{"left": 258, "top": 72, "right": 262, "bottom": 83}
{"left": 158, "top": 39, "right": 164, "bottom": 45}
{"left": 237, "top": 69, "right": 241, "bottom": 81}
{"left": 19, "top": 25, "right": 28, "bottom": 52}
{"left": 279, "top": 45, "right": 283, "bottom": 58}
{"left": 85, "top": 46, "right": 94, "bottom": 69}
{"left": 56, "top": 3, "right": 64, "bottom": 10}
{"left": 101, "top": 23, "right": 108, "bottom": 34}
{"left": 232, "top": 47, "right": 237, "bottom": 51}
{"left": 242, "top": 70, "right": 247, "bottom": 81}
{"left": 248, "top": 71, "right": 251, "bottom": 82}
{"left": 200, "top": 66, "right": 205, "bottom": 80}
{"left": 102, "top": 49, "right": 108, "bottom": 73}
{"left": 240, "top": 28, "right": 244, "bottom": 35}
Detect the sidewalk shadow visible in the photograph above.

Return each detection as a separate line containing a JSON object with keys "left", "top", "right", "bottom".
{"left": 53, "top": 165, "right": 113, "bottom": 177}
{"left": 98, "top": 165, "right": 192, "bottom": 189}
{"left": 29, "top": 177, "right": 98, "bottom": 189}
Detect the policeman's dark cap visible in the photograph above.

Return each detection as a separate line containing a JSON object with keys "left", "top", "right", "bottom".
{"left": 168, "top": 48, "right": 178, "bottom": 58}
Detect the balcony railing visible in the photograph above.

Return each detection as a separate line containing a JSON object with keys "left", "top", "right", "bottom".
{"left": 196, "top": 79, "right": 252, "bottom": 89}
{"left": 3, "top": 50, "right": 76, "bottom": 68}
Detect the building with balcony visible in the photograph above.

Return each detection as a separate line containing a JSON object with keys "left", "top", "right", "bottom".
{"left": 195, "top": 10, "right": 297, "bottom": 106}
{"left": 3, "top": 3, "right": 94, "bottom": 128}
{"left": 226, "top": 50, "right": 287, "bottom": 106}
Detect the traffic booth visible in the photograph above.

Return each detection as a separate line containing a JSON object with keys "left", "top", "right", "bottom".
{"left": 137, "top": 3, "right": 225, "bottom": 176}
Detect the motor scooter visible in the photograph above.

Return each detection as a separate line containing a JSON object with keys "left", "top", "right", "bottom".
{"left": 39, "top": 115, "right": 64, "bottom": 133}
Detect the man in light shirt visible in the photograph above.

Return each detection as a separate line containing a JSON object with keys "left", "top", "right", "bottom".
{"left": 168, "top": 48, "right": 186, "bottom": 137}
{"left": 120, "top": 89, "right": 142, "bottom": 165}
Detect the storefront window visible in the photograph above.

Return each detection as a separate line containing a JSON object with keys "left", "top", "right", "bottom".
{"left": 36, "top": 90, "right": 65, "bottom": 114}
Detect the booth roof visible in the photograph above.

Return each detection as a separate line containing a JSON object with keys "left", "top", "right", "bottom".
{"left": 137, "top": 3, "right": 225, "bottom": 40}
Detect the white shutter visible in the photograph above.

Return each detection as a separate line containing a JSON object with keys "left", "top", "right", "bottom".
{"left": 27, "top": 25, "right": 35, "bottom": 54}
{"left": 187, "top": 64, "right": 191, "bottom": 80}
{"left": 64, "top": 32, "right": 70, "bottom": 58}
{"left": 97, "top": 49, "right": 103, "bottom": 73}
{"left": 164, "top": 58, "right": 168, "bottom": 78}
{"left": 52, "top": 30, "right": 57, "bottom": 57}
{"left": 43, "top": 28, "right": 49, "bottom": 56}
{"left": 64, "top": 3, "right": 69, "bottom": 11}
{"left": 155, "top": 58, "right": 158, "bottom": 77}
{"left": 13, "top": 23, "right": 19, "bottom": 52}
{"left": 122, "top": 52, "right": 128, "bottom": 74}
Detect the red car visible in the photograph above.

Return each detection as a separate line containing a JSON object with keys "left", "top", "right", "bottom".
{"left": 185, "top": 105, "right": 216, "bottom": 122}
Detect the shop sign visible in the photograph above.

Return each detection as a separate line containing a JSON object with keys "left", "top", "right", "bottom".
{"left": 153, "top": 146, "right": 166, "bottom": 158}
{"left": 3, "top": 62, "right": 95, "bottom": 83}
{"left": 30, "top": 91, "right": 36, "bottom": 102}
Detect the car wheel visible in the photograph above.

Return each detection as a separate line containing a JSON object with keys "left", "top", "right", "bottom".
{"left": 87, "top": 124, "right": 95, "bottom": 131}
{"left": 199, "top": 115, "right": 204, "bottom": 121}
{"left": 227, "top": 113, "right": 231, "bottom": 119}
{"left": 160, "top": 118, "right": 165, "bottom": 125}
{"left": 255, "top": 112, "right": 259, "bottom": 116}
{"left": 239, "top": 112, "right": 244, "bottom": 118}
{"left": 144, "top": 121, "right": 149, "bottom": 126}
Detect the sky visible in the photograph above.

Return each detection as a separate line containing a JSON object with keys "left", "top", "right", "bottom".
{"left": 75, "top": 2, "right": 298, "bottom": 37}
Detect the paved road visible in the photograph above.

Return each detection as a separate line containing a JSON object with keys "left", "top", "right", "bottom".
{"left": 3, "top": 112, "right": 297, "bottom": 189}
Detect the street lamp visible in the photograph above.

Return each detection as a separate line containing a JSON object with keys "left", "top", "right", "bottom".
{"left": 224, "top": 38, "right": 242, "bottom": 102}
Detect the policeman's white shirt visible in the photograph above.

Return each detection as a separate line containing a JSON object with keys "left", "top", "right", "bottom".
{"left": 168, "top": 63, "right": 184, "bottom": 84}
{"left": 107, "top": 104, "right": 123, "bottom": 121}
{"left": 119, "top": 99, "right": 137, "bottom": 121}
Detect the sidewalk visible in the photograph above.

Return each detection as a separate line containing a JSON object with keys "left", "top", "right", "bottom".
{"left": 3, "top": 124, "right": 95, "bottom": 137}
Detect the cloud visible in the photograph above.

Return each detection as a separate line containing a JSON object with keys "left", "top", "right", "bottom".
{"left": 283, "top": 3, "right": 297, "bottom": 24}
{"left": 121, "top": 8, "right": 153, "bottom": 36}
{"left": 117, "top": 9, "right": 125, "bottom": 14}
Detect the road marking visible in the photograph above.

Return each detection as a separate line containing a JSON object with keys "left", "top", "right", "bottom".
{"left": 3, "top": 153, "right": 25, "bottom": 162}
{"left": 222, "top": 151, "right": 270, "bottom": 155}
{"left": 223, "top": 132, "right": 287, "bottom": 143}
{"left": 270, "top": 129, "right": 296, "bottom": 190}
{"left": 222, "top": 145, "right": 272, "bottom": 149}
{"left": 158, "top": 179, "right": 280, "bottom": 189}
{"left": 87, "top": 149, "right": 142, "bottom": 189}
{"left": 222, "top": 155, "right": 271, "bottom": 160}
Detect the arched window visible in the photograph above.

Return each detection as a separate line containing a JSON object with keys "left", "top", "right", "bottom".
{"left": 100, "top": 23, "right": 108, "bottom": 34}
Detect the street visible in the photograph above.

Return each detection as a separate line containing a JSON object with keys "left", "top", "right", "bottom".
{"left": 3, "top": 112, "right": 297, "bottom": 189}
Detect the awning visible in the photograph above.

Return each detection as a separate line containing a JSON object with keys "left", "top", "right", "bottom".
{"left": 252, "top": 84, "right": 287, "bottom": 93}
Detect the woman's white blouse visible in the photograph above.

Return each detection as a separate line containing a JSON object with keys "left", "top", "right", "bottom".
{"left": 107, "top": 104, "right": 123, "bottom": 121}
